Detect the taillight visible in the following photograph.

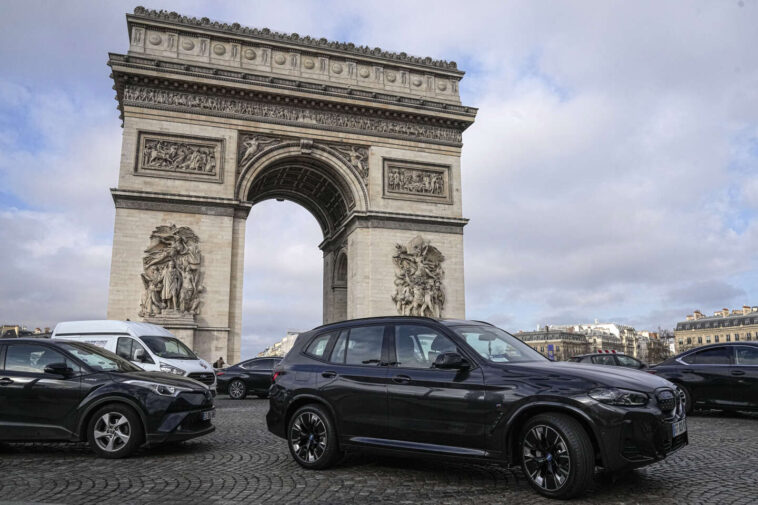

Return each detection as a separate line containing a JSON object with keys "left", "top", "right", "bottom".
{"left": 272, "top": 371, "right": 280, "bottom": 382}
{"left": 216, "top": 371, "right": 225, "bottom": 376}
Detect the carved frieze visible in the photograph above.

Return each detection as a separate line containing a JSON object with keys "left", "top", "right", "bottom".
{"left": 383, "top": 159, "right": 451, "bottom": 204}
{"left": 136, "top": 132, "right": 224, "bottom": 183}
{"left": 139, "top": 224, "right": 205, "bottom": 319}
{"left": 392, "top": 235, "right": 445, "bottom": 318}
{"left": 123, "top": 85, "right": 462, "bottom": 145}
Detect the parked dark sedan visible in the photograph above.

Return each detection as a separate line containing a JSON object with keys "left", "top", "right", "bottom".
{"left": 648, "top": 342, "right": 758, "bottom": 414}
{"left": 0, "top": 338, "right": 215, "bottom": 458}
{"left": 267, "top": 317, "right": 686, "bottom": 499}
{"left": 569, "top": 352, "right": 648, "bottom": 369}
{"left": 217, "top": 357, "right": 282, "bottom": 399}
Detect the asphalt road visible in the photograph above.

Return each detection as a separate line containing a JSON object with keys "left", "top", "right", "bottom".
{"left": 1, "top": 398, "right": 756, "bottom": 505}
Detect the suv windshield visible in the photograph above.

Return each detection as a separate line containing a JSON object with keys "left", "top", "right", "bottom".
{"left": 140, "top": 335, "right": 197, "bottom": 360}
{"left": 58, "top": 342, "right": 142, "bottom": 372}
{"left": 452, "top": 325, "right": 548, "bottom": 363}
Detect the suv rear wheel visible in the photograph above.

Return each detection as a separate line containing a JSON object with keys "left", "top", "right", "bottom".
{"left": 520, "top": 413, "right": 595, "bottom": 499}
{"left": 287, "top": 404, "right": 339, "bottom": 469}
{"left": 87, "top": 404, "right": 143, "bottom": 459}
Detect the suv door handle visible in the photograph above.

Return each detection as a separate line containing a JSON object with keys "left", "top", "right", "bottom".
{"left": 321, "top": 371, "right": 337, "bottom": 379}
{"left": 0, "top": 377, "right": 13, "bottom": 386}
{"left": 731, "top": 370, "right": 746, "bottom": 376}
{"left": 392, "top": 374, "right": 411, "bottom": 384}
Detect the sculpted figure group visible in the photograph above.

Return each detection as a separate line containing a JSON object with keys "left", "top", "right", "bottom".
{"left": 139, "top": 225, "right": 205, "bottom": 318}
{"left": 142, "top": 139, "right": 217, "bottom": 174}
{"left": 387, "top": 167, "right": 445, "bottom": 196}
{"left": 392, "top": 235, "right": 446, "bottom": 318}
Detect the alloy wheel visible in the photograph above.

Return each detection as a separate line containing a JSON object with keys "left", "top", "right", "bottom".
{"left": 289, "top": 411, "right": 327, "bottom": 463}
{"left": 93, "top": 412, "right": 131, "bottom": 453}
{"left": 522, "top": 424, "right": 571, "bottom": 491}
{"left": 229, "top": 380, "right": 245, "bottom": 399}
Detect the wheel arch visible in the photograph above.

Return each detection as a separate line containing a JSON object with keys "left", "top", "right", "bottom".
{"left": 284, "top": 393, "right": 339, "bottom": 435}
{"left": 77, "top": 395, "right": 148, "bottom": 442}
{"left": 504, "top": 402, "right": 605, "bottom": 467}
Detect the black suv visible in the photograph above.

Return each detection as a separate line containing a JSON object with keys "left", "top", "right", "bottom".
{"left": 267, "top": 317, "right": 687, "bottom": 499}
{"left": 0, "top": 338, "right": 215, "bottom": 458}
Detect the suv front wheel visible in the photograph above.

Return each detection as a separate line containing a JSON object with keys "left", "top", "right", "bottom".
{"left": 519, "top": 413, "right": 595, "bottom": 499}
{"left": 287, "top": 404, "right": 340, "bottom": 469}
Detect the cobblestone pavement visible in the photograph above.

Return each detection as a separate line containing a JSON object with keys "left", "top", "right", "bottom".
{"left": 1, "top": 398, "right": 757, "bottom": 505}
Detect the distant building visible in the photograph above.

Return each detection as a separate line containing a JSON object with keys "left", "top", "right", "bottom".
{"left": 674, "top": 306, "right": 758, "bottom": 353}
{"left": 517, "top": 329, "right": 589, "bottom": 361}
{"left": 258, "top": 330, "right": 302, "bottom": 357}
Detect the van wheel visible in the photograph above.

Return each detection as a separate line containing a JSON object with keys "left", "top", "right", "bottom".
{"left": 88, "top": 404, "right": 143, "bottom": 459}
{"left": 520, "top": 413, "right": 595, "bottom": 499}
{"left": 287, "top": 404, "right": 339, "bottom": 470}
{"left": 228, "top": 380, "right": 247, "bottom": 399}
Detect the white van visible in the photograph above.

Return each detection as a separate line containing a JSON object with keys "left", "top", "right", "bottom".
{"left": 51, "top": 320, "right": 216, "bottom": 394}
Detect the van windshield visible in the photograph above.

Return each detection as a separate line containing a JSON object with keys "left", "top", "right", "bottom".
{"left": 140, "top": 336, "right": 197, "bottom": 360}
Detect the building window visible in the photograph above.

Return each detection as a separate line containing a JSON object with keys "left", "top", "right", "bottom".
{"left": 698, "top": 336, "right": 702, "bottom": 344}
{"left": 678, "top": 339, "right": 683, "bottom": 347}
{"left": 748, "top": 332, "right": 753, "bottom": 341}
{"left": 735, "top": 333, "right": 740, "bottom": 341}
{"left": 556, "top": 345, "right": 560, "bottom": 352}
{"left": 686, "top": 337, "right": 692, "bottom": 345}
{"left": 726, "top": 335, "right": 731, "bottom": 342}
{"left": 715, "top": 335, "right": 720, "bottom": 343}
{"left": 706, "top": 336, "right": 712, "bottom": 343}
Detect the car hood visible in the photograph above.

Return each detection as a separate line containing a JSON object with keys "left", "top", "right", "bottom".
{"left": 113, "top": 370, "right": 208, "bottom": 390}
{"left": 498, "top": 360, "right": 674, "bottom": 392}
{"left": 159, "top": 357, "right": 214, "bottom": 373}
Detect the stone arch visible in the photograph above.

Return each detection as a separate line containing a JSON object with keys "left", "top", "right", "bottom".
{"left": 330, "top": 248, "right": 348, "bottom": 322}
{"left": 236, "top": 141, "right": 368, "bottom": 238}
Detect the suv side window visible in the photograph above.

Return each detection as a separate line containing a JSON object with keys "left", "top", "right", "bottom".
{"left": 394, "top": 325, "right": 457, "bottom": 369}
{"left": 592, "top": 354, "right": 616, "bottom": 366}
{"left": 305, "top": 332, "right": 334, "bottom": 360}
{"left": 683, "top": 347, "right": 731, "bottom": 365}
{"left": 329, "top": 330, "right": 349, "bottom": 364}
{"left": 4, "top": 344, "right": 79, "bottom": 374}
{"left": 344, "top": 326, "right": 385, "bottom": 366}
{"left": 735, "top": 346, "right": 758, "bottom": 365}
{"left": 617, "top": 355, "right": 642, "bottom": 368}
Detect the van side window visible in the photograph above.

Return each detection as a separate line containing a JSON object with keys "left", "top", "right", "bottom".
{"left": 117, "top": 337, "right": 153, "bottom": 364}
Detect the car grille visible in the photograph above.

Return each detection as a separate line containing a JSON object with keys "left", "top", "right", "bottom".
{"left": 657, "top": 389, "right": 676, "bottom": 412}
{"left": 188, "top": 372, "right": 216, "bottom": 385}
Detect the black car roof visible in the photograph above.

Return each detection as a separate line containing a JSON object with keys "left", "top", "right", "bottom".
{"left": 309, "top": 316, "right": 494, "bottom": 332}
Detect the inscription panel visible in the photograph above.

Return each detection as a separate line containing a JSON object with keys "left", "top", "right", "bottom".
{"left": 383, "top": 158, "right": 451, "bottom": 204}
{"left": 136, "top": 132, "right": 224, "bottom": 183}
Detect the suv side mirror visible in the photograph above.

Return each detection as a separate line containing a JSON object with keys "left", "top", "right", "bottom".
{"left": 133, "top": 348, "right": 147, "bottom": 363}
{"left": 44, "top": 362, "right": 73, "bottom": 376}
{"left": 433, "top": 352, "right": 470, "bottom": 370}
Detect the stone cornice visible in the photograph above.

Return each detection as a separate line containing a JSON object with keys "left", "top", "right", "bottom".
{"left": 108, "top": 53, "right": 477, "bottom": 119}
{"left": 129, "top": 7, "right": 462, "bottom": 74}
{"left": 111, "top": 188, "right": 252, "bottom": 219}
{"left": 111, "top": 75, "right": 469, "bottom": 147}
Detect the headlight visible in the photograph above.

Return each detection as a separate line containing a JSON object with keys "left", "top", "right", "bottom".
{"left": 589, "top": 387, "right": 648, "bottom": 406}
{"left": 124, "top": 379, "right": 192, "bottom": 397}
{"left": 160, "top": 362, "right": 186, "bottom": 375}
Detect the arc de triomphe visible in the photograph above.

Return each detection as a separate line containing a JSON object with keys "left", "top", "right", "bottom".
{"left": 106, "top": 8, "right": 477, "bottom": 363}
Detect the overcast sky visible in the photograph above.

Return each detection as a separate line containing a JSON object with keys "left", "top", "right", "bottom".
{"left": 1, "top": 1, "right": 757, "bottom": 358}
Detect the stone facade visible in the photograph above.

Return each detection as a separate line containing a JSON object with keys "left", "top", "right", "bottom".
{"left": 106, "top": 9, "right": 476, "bottom": 363}
{"left": 674, "top": 306, "right": 758, "bottom": 353}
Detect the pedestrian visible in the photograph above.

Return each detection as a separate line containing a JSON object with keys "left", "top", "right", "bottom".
{"left": 213, "top": 356, "right": 225, "bottom": 369}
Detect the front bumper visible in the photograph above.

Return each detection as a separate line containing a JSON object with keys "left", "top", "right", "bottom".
{"left": 147, "top": 407, "right": 216, "bottom": 444}
{"left": 595, "top": 399, "right": 688, "bottom": 471}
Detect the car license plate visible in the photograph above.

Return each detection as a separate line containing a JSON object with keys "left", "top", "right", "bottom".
{"left": 671, "top": 418, "right": 686, "bottom": 437}
{"left": 201, "top": 410, "right": 215, "bottom": 421}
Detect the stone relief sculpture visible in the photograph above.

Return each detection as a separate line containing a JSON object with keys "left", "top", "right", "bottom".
{"left": 139, "top": 224, "right": 204, "bottom": 318}
{"left": 392, "top": 235, "right": 445, "bottom": 318}
{"left": 387, "top": 166, "right": 445, "bottom": 196}
{"left": 238, "top": 135, "right": 281, "bottom": 169}
{"left": 123, "top": 85, "right": 462, "bottom": 144}
{"left": 336, "top": 146, "right": 368, "bottom": 180}
{"left": 142, "top": 138, "right": 217, "bottom": 174}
